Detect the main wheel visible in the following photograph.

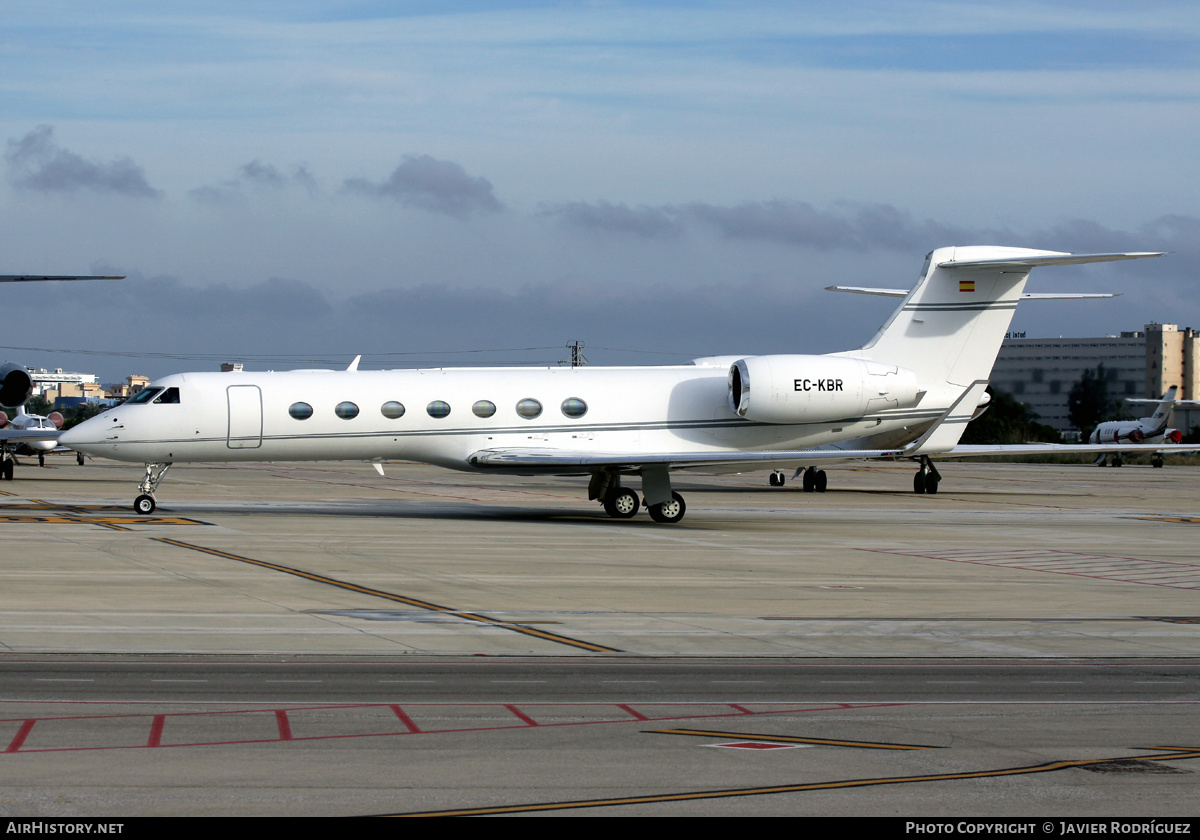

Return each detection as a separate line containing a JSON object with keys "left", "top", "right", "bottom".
{"left": 1153, "top": 457, "right": 1164, "bottom": 468}
{"left": 77, "top": 452, "right": 85, "bottom": 466}
{"left": 134, "top": 494, "right": 156, "bottom": 515}
{"left": 802, "top": 468, "right": 815, "bottom": 492}
{"left": 769, "top": 471, "right": 784, "bottom": 487}
{"left": 914, "top": 471, "right": 927, "bottom": 494}
{"left": 603, "top": 488, "right": 639, "bottom": 518}
{"left": 648, "top": 492, "right": 686, "bottom": 524}
{"left": 926, "top": 476, "right": 939, "bottom": 494}
{"left": 1, "top": 461, "right": 12, "bottom": 481}
{"left": 38, "top": 453, "right": 44, "bottom": 467}
{"left": 814, "top": 470, "right": 827, "bottom": 493}
{"left": 1112, "top": 456, "right": 1123, "bottom": 468}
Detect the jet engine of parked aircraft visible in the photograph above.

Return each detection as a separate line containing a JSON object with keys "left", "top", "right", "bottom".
{"left": 728, "top": 356, "right": 920, "bottom": 423}
{"left": 0, "top": 362, "right": 34, "bottom": 409}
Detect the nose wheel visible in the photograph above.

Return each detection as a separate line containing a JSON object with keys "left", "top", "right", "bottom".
{"left": 133, "top": 462, "right": 172, "bottom": 514}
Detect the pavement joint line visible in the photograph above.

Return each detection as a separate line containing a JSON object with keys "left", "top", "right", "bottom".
{"left": 151, "top": 537, "right": 622, "bottom": 653}
{"left": 385, "top": 747, "right": 1200, "bottom": 817}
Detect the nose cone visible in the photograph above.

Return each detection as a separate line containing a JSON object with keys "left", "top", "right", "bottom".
{"left": 59, "top": 418, "right": 100, "bottom": 453}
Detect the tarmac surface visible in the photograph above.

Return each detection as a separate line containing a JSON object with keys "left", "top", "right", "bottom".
{"left": 1, "top": 455, "right": 1198, "bottom": 816}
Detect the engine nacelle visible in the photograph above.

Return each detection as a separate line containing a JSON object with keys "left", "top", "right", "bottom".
{"left": 729, "top": 355, "right": 920, "bottom": 424}
{"left": 0, "top": 362, "right": 33, "bottom": 409}
{"left": 1168, "top": 429, "right": 1184, "bottom": 444}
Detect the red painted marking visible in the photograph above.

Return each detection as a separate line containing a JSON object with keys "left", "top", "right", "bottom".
{"left": 862, "top": 548, "right": 1200, "bottom": 591}
{"left": 617, "top": 704, "right": 649, "bottom": 721}
{"left": 504, "top": 705, "right": 539, "bottom": 726}
{"left": 729, "top": 704, "right": 753, "bottom": 714}
{"left": 5, "top": 719, "right": 34, "bottom": 753}
{"left": 147, "top": 715, "right": 165, "bottom": 748}
{"left": 390, "top": 704, "right": 421, "bottom": 733}
{"left": 0, "top": 702, "right": 911, "bottom": 754}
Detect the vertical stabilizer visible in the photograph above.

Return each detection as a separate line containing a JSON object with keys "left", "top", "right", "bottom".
{"left": 840, "top": 247, "right": 1163, "bottom": 395}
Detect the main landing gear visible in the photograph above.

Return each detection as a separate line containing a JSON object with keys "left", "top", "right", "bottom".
{"left": 133, "top": 462, "right": 172, "bottom": 515}
{"left": 0, "top": 449, "right": 13, "bottom": 481}
{"left": 591, "top": 471, "right": 688, "bottom": 524}
{"left": 913, "top": 456, "right": 940, "bottom": 494}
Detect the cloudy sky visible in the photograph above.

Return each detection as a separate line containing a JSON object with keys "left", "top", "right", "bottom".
{"left": 2, "top": 1, "right": 1197, "bottom": 383}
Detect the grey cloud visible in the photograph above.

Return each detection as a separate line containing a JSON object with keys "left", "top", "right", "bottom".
{"left": 538, "top": 201, "right": 684, "bottom": 239}
{"left": 343, "top": 154, "right": 502, "bottom": 219}
{"left": 189, "top": 160, "right": 320, "bottom": 204}
{"left": 684, "top": 200, "right": 993, "bottom": 252}
{"left": 4, "top": 125, "right": 161, "bottom": 198}
{"left": 543, "top": 198, "right": 995, "bottom": 251}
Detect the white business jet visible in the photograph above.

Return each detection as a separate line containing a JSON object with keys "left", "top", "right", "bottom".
{"left": 0, "top": 274, "right": 123, "bottom": 479}
{"left": 1090, "top": 386, "right": 1200, "bottom": 468}
{"left": 61, "top": 246, "right": 1191, "bottom": 522}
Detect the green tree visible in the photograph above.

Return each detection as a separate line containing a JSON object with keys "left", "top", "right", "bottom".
{"left": 961, "top": 386, "right": 1062, "bottom": 445}
{"left": 1067, "top": 364, "right": 1119, "bottom": 439}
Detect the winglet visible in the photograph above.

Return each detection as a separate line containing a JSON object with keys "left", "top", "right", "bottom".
{"left": 347, "top": 355, "right": 361, "bottom": 372}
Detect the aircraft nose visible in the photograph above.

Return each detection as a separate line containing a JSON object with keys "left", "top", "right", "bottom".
{"left": 59, "top": 419, "right": 97, "bottom": 450}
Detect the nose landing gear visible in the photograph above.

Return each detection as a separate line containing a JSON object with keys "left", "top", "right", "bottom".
{"left": 133, "top": 462, "right": 172, "bottom": 515}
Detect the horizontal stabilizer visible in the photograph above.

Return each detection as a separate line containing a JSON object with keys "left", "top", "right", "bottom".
{"left": 0, "top": 275, "right": 124, "bottom": 283}
{"left": 937, "top": 252, "right": 1163, "bottom": 269}
{"left": 826, "top": 286, "right": 1118, "bottom": 300}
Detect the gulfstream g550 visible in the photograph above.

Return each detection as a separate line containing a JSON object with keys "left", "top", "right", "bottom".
{"left": 61, "top": 246, "right": 1183, "bottom": 522}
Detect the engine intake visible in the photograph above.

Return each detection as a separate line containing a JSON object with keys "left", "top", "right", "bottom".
{"left": 0, "top": 362, "right": 33, "bottom": 409}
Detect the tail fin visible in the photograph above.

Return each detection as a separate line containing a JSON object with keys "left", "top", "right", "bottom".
{"left": 1147, "top": 386, "right": 1179, "bottom": 426}
{"left": 839, "top": 247, "right": 1163, "bottom": 397}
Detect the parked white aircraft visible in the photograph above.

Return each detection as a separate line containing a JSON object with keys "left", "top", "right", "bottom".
{"left": 0, "top": 406, "right": 79, "bottom": 479}
{"left": 0, "top": 274, "right": 123, "bottom": 478}
{"left": 61, "top": 246, "right": 1194, "bottom": 522}
{"left": 1090, "top": 386, "right": 1200, "bottom": 468}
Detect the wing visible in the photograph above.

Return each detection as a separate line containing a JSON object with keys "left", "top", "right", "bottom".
{"left": 467, "top": 445, "right": 915, "bottom": 474}
{"left": 0, "top": 428, "right": 63, "bottom": 443}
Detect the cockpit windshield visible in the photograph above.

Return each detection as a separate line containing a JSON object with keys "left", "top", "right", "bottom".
{"left": 126, "top": 387, "right": 163, "bottom": 405}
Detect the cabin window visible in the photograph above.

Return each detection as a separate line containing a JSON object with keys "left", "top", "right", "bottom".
{"left": 561, "top": 397, "right": 587, "bottom": 418}
{"left": 515, "top": 398, "right": 543, "bottom": 419}
{"left": 126, "top": 387, "right": 163, "bottom": 405}
{"left": 381, "top": 401, "right": 405, "bottom": 419}
{"left": 335, "top": 401, "right": 360, "bottom": 419}
{"left": 472, "top": 400, "right": 496, "bottom": 418}
{"left": 153, "top": 387, "right": 180, "bottom": 404}
{"left": 427, "top": 400, "right": 451, "bottom": 418}
{"left": 289, "top": 402, "right": 314, "bottom": 420}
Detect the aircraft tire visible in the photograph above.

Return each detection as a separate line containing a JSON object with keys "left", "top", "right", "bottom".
{"left": 134, "top": 494, "right": 156, "bottom": 515}
{"left": 1113, "top": 457, "right": 1123, "bottom": 468}
{"left": 648, "top": 492, "right": 686, "bottom": 524}
{"left": 815, "top": 470, "right": 827, "bottom": 492}
{"left": 603, "top": 488, "right": 639, "bottom": 519}
{"left": 802, "top": 469, "right": 815, "bottom": 492}
{"left": 77, "top": 452, "right": 85, "bottom": 466}
{"left": 913, "top": 471, "right": 926, "bottom": 494}
{"left": 1153, "top": 457, "right": 1164, "bottom": 468}
{"left": 1, "top": 461, "right": 12, "bottom": 481}
{"left": 769, "top": 471, "right": 784, "bottom": 487}
{"left": 926, "top": 476, "right": 939, "bottom": 494}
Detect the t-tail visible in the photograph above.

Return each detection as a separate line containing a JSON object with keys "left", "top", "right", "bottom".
{"left": 836, "top": 246, "right": 1163, "bottom": 444}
